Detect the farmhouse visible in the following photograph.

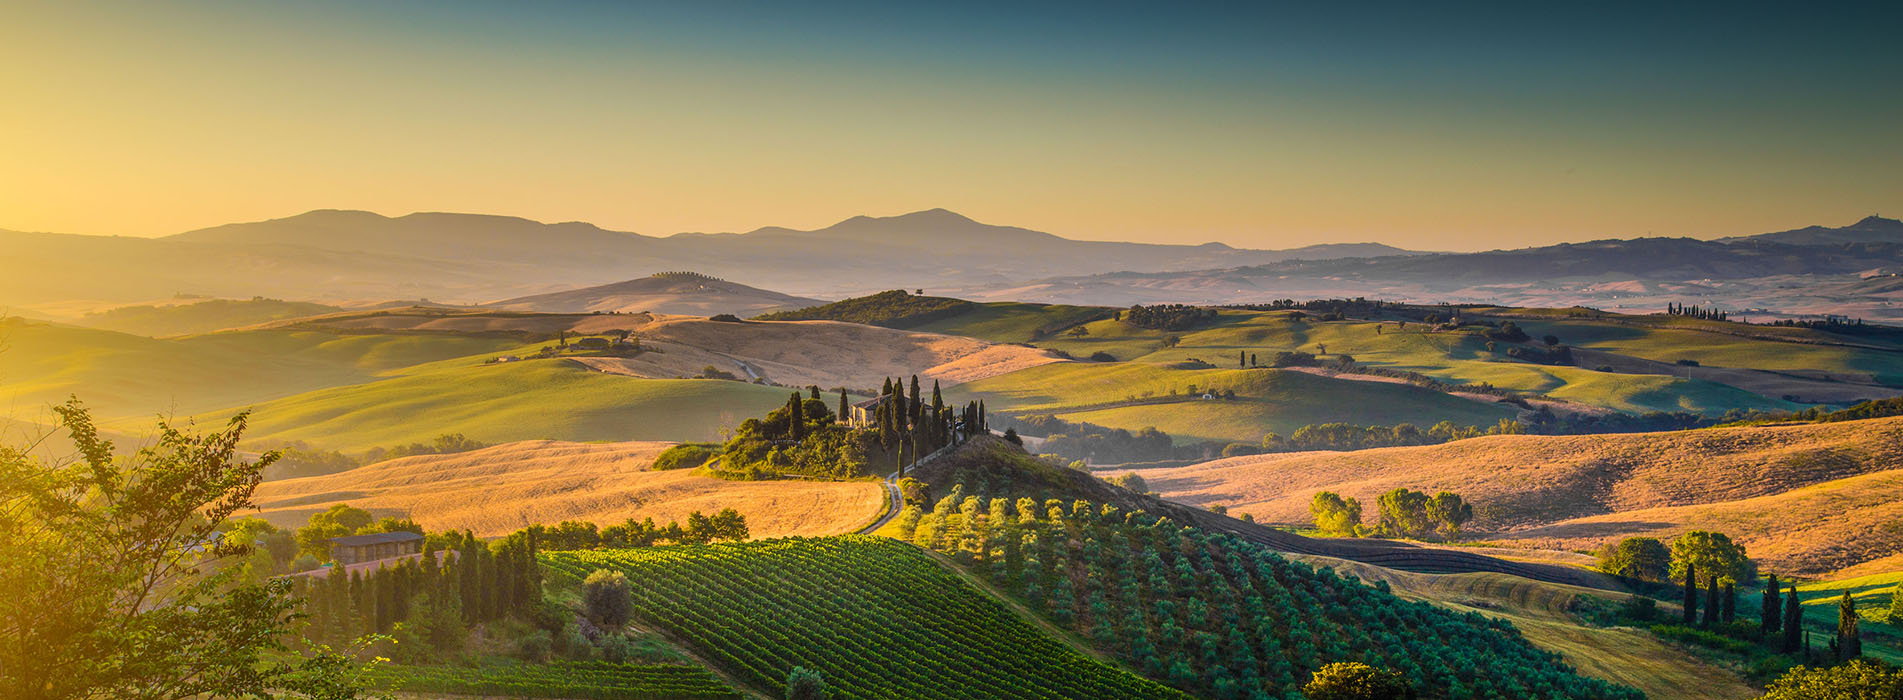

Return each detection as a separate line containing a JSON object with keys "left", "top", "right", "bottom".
{"left": 327, "top": 531, "right": 423, "bottom": 565}
{"left": 848, "top": 394, "right": 892, "bottom": 428}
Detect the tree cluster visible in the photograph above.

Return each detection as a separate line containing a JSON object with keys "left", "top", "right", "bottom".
{"left": 1119, "top": 304, "right": 1219, "bottom": 331}
{"left": 532, "top": 510, "right": 750, "bottom": 550}
{"left": 1665, "top": 302, "right": 1729, "bottom": 321}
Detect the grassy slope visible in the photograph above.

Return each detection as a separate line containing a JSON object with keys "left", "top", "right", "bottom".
{"left": 1309, "top": 558, "right": 1757, "bottom": 700}
{"left": 906, "top": 302, "right": 1111, "bottom": 343}
{"left": 76, "top": 298, "right": 343, "bottom": 337}
{"left": 1515, "top": 319, "right": 1903, "bottom": 380}
{"left": 951, "top": 361, "right": 1516, "bottom": 443}
{"left": 1791, "top": 571, "right": 1903, "bottom": 664}
{"left": 218, "top": 359, "right": 792, "bottom": 452}
{"left": 250, "top": 439, "right": 883, "bottom": 537}
{"left": 1121, "top": 416, "right": 1903, "bottom": 577}
{"left": 0, "top": 319, "right": 518, "bottom": 423}
{"left": 1020, "top": 310, "right": 1811, "bottom": 415}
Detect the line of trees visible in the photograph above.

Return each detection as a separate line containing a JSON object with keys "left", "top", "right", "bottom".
{"left": 531, "top": 510, "right": 750, "bottom": 550}
{"left": 1117, "top": 304, "right": 1219, "bottom": 331}
{"left": 1309, "top": 489, "right": 1474, "bottom": 540}
{"left": 1665, "top": 302, "right": 1729, "bottom": 321}
{"left": 870, "top": 375, "right": 988, "bottom": 475}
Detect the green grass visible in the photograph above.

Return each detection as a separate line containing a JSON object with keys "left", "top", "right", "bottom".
{"left": 364, "top": 660, "right": 740, "bottom": 699}
{"left": 1792, "top": 572, "right": 1903, "bottom": 664}
{"left": 0, "top": 319, "right": 519, "bottom": 423}
{"left": 540, "top": 537, "right": 1183, "bottom": 700}
{"left": 207, "top": 359, "right": 793, "bottom": 452}
{"left": 950, "top": 362, "right": 1517, "bottom": 443}
{"left": 1513, "top": 319, "right": 1903, "bottom": 379}
{"left": 907, "top": 302, "right": 1112, "bottom": 343}
{"left": 1010, "top": 309, "right": 1821, "bottom": 416}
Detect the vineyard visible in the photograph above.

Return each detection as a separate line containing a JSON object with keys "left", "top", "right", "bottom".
{"left": 898, "top": 489, "right": 1646, "bottom": 700}
{"left": 364, "top": 660, "right": 739, "bottom": 699}
{"left": 541, "top": 537, "right": 1184, "bottom": 700}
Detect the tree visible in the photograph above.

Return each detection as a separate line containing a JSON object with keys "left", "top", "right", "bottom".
{"left": 788, "top": 392, "right": 806, "bottom": 441}
{"left": 1425, "top": 491, "right": 1473, "bottom": 538}
{"left": 838, "top": 389, "right": 850, "bottom": 427}
{"left": 1782, "top": 587, "right": 1802, "bottom": 653}
{"left": 1003, "top": 428, "right": 1022, "bottom": 446}
{"left": 898, "top": 477, "right": 930, "bottom": 508}
{"left": 1838, "top": 591, "right": 1863, "bottom": 661}
{"left": 1682, "top": 563, "right": 1698, "bottom": 625}
{"left": 1596, "top": 537, "right": 1672, "bottom": 582}
{"left": 786, "top": 666, "right": 830, "bottom": 700}
{"left": 1112, "top": 473, "right": 1148, "bottom": 494}
{"left": 583, "top": 569, "right": 633, "bottom": 627}
{"left": 1892, "top": 584, "right": 1903, "bottom": 623}
{"left": 1668, "top": 530, "right": 1756, "bottom": 585}
{"left": 1310, "top": 492, "right": 1363, "bottom": 537}
{"left": 1303, "top": 662, "right": 1415, "bottom": 700}
{"left": 297, "top": 503, "right": 376, "bottom": 560}
{"left": 1702, "top": 576, "right": 1719, "bottom": 627}
{"left": 1761, "top": 660, "right": 1903, "bottom": 700}
{"left": 1722, "top": 582, "right": 1735, "bottom": 623}
{"left": 1763, "top": 573, "right": 1783, "bottom": 635}
{"left": 1375, "top": 488, "right": 1432, "bottom": 538}
{"left": 0, "top": 400, "right": 380, "bottom": 699}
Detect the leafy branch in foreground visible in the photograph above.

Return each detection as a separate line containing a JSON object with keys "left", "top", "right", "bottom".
{"left": 0, "top": 398, "right": 385, "bottom": 700}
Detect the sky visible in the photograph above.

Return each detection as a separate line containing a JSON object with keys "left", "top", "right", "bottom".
{"left": 1, "top": 1, "right": 1899, "bottom": 250}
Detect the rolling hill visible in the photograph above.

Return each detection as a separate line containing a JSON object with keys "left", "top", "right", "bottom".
{"left": 248, "top": 439, "right": 885, "bottom": 537}
{"left": 1111, "top": 416, "right": 1903, "bottom": 576}
{"left": 75, "top": 297, "right": 345, "bottom": 337}
{"left": 487, "top": 271, "right": 820, "bottom": 316}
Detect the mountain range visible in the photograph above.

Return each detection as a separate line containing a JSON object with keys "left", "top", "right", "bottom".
{"left": 3, "top": 209, "right": 1899, "bottom": 321}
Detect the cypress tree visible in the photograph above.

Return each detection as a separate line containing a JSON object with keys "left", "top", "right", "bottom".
{"left": 881, "top": 377, "right": 893, "bottom": 396}
{"left": 1721, "top": 582, "right": 1735, "bottom": 623}
{"left": 1781, "top": 587, "right": 1802, "bottom": 653}
{"left": 788, "top": 392, "right": 805, "bottom": 441}
{"left": 375, "top": 567, "right": 395, "bottom": 632}
{"left": 978, "top": 401, "right": 987, "bottom": 432}
{"left": 838, "top": 389, "right": 849, "bottom": 427}
{"left": 1838, "top": 591, "right": 1862, "bottom": 661}
{"left": 1762, "top": 573, "right": 1781, "bottom": 635}
{"left": 1682, "top": 563, "right": 1697, "bottom": 624}
{"left": 809, "top": 385, "right": 821, "bottom": 401}
{"left": 930, "top": 381, "right": 945, "bottom": 449}
{"left": 1238, "top": 350, "right": 1245, "bottom": 368}
{"left": 1702, "top": 575, "right": 1720, "bottom": 627}
{"left": 908, "top": 375, "right": 922, "bottom": 427}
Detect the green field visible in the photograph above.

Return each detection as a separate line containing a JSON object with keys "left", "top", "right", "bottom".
{"left": 950, "top": 361, "right": 1517, "bottom": 443}
{"left": 0, "top": 319, "right": 520, "bottom": 422}
{"left": 1793, "top": 571, "right": 1903, "bottom": 664}
{"left": 364, "top": 660, "right": 740, "bottom": 699}
{"left": 213, "top": 359, "right": 792, "bottom": 452}
{"left": 541, "top": 537, "right": 1183, "bottom": 700}
{"left": 907, "top": 302, "right": 1112, "bottom": 343}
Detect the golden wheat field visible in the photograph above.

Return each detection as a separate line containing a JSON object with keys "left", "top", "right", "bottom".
{"left": 1116, "top": 417, "right": 1903, "bottom": 576}
{"left": 248, "top": 439, "right": 886, "bottom": 537}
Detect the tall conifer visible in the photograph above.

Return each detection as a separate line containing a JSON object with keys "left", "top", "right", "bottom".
{"left": 1781, "top": 587, "right": 1802, "bottom": 652}
{"left": 1762, "top": 573, "right": 1782, "bottom": 634}
{"left": 1682, "top": 563, "right": 1698, "bottom": 624}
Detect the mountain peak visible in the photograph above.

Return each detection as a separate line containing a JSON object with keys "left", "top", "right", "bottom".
{"left": 1853, "top": 215, "right": 1901, "bottom": 228}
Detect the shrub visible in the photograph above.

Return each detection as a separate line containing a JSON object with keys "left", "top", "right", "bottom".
{"left": 786, "top": 666, "right": 830, "bottom": 700}
{"left": 513, "top": 629, "right": 554, "bottom": 662}
{"left": 1303, "top": 662, "right": 1415, "bottom": 700}
{"left": 1088, "top": 351, "right": 1117, "bottom": 362}
{"left": 582, "top": 569, "right": 633, "bottom": 627}
{"left": 1761, "top": 660, "right": 1903, "bottom": 700}
{"left": 652, "top": 443, "right": 717, "bottom": 471}
{"left": 709, "top": 313, "right": 743, "bottom": 322}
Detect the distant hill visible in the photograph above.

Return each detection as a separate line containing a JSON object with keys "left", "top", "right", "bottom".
{"left": 487, "top": 271, "right": 819, "bottom": 315}
{"left": 972, "top": 217, "right": 1903, "bottom": 320}
{"left": 0, "top": 208, "right": 1420, "bottom": 308}
{"left": 77, "top": 297, "right": 343, "bottom": 337}
{"left": 755, "top": 289, "right": 979, "bottom": 326}
{"left": 1726, "top": 214, "right": 1903, "bottom": 246}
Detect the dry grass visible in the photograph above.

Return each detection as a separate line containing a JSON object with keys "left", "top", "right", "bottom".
{"left": 1304, "top": 556, "right": 1757, "bottom": 700}
{"left": 249, "top": 439, "right": 884, "bottom": 537}
{"left": 1115, "top": 417, "right": 1903, "bottom": 576}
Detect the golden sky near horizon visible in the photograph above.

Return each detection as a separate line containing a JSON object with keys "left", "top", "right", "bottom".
{"left": 1, "top": 2, "right": 1897, "bottom": 249}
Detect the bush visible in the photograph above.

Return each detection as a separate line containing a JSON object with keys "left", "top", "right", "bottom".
{"left": 709, "top": 313, "right": 742, "bottom": 322}
{"left": 513, "top": 629, "right": 554, "bottom": 662}
{"left": 1303, "top": 662, "right": 1415, "bottom": 700}
{"left": 1597, "top": 537, "right": 1672, "bottom": 583}
{"left": 1088, "top": 351, "right": 1117, "bottom": 362}
{"left": 786, "top": 666, "right": 830, "bottom": 700}
{"left": 1760, "top": 660, "right": 1903, "bottom": 699}
{"left": 582, "top": 569, "right": 633, "bottom": 627}
{"left": 651, "top": 443, "right": 717, "bottom": 471}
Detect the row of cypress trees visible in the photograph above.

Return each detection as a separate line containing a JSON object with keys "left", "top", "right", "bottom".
{"left": 869, "top": 375, "right": 988, "bottom": 474}
{"left": 1680, "top": 565, "right": 1864, "bottom": 663}
{"left": 294, "top": 530, "right": 542, "bottom": 645}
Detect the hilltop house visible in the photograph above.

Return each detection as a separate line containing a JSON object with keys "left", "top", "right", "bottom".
{"left": 327, "top": 531, "right": 424, "bottom": 565}
{"left": 848, "top": 395, "right": 892, "bottom": 428}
